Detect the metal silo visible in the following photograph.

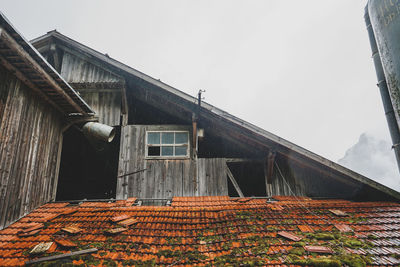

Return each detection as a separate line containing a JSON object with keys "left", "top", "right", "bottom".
{"left": 365, "top": 0, "right": 400, "bottom": 173}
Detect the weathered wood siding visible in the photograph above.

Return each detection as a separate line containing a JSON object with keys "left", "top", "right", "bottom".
{"left": 268, "top": 167, "right": 306, "bottom": 196}
{"left": 78, "top": 90, "right": 121, "bottom": 126}
{"left": 261, "top": 157, "right": 306, "bottom": 197}
{"left": 198, "top": 158, "right": 227, "bottom": 196}
{"left": 59, "top": 51, "right": 123, "bottom": 126}
{"left": 0, "top": 65, "right": 63, "bottom": 229}
{"left": 60, "top": 51, "right": 120, "bottom": 83}
{"left": 117, "top": 125, "right": 228, "bottom": 199}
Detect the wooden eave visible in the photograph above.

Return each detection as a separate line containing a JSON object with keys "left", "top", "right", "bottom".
{"left": 31, "top": 30, "right": 400, "bottom": 201}
{"left": 0, "top": 12, "right": 94, "bottom": 117}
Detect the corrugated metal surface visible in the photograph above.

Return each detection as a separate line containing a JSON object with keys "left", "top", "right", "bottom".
{"left": 0, "top": 65, "right": 63, "bottom": 230}
{"left": 60, "top": 51, "right": 120, "bottom": 83}
{"left": 117, "top": 125, "right": 228, "bottom": 199}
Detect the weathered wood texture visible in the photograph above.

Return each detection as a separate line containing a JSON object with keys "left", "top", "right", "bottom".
{"left": 198, "top": 158, "right": 227, "bottom": 196}
{"left": 264, "top": 158, "right": 306, "bottom": 197}
{"left": 78, "top": 90, "right": 121, "bottom": 126}
{"left": 0, "top": 65, "right": 63, "bottom": 229}
{"left": 60, "top": 51, "right": 120, "bottom": 83}
{"left": 117, "top": 125, "right": 228, "bottom": 199}
{"left": 58, "top": 51, "right": 123, "bottom": 126}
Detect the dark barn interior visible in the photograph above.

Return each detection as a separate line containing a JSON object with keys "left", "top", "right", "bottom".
{"left": 227, "top": 162, "right": 266, "bottom": 197}
{"left": 56, "top": 126, "right": 120, "bottom": 201}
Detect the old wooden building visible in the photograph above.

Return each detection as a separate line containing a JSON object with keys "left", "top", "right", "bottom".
{"left": 1, "top": 10, "right": 400, "bottom": 230}
{"left": 2, "top": 10, "right": 400, "bottom": 267}
{"left": 29, "top": 30, "right": 400, "bottom": 204}
{"left": 0, "top": 14, "right": 95, "bottom": 229}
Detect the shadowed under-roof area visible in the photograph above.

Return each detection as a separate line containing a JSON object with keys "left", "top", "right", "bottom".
{"left": 0, "top": 196, "right": 400, "bottom": 266}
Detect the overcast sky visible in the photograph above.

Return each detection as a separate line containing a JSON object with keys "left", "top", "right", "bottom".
{"left": 3, "top": 1, "right": 400, "bottom": 190}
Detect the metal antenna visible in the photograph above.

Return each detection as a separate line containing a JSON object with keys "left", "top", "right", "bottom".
{"left": 198, "top": 89, "right": 206, "bottom": 107}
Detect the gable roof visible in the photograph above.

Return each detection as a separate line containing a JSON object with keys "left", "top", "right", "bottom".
{"left": 0, "top": 13, "right": 93, "bottom": 116}
{"left": 1, "top": 196, "right": 400, "bottom": 266}
{"left": 31, "top": 31, "right": 400, "bottom": 201}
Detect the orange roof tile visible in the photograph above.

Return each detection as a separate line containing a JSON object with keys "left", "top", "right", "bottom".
{"left": 0, "top": 196, "right": 400, "bottom": 265}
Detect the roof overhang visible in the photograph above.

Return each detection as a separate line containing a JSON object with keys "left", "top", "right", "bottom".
{"left": 0, "top": 12, "right": 94, "bottom": 117}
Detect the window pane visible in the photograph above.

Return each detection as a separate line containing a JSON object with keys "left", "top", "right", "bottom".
{"left": 175, "top": 146, "right": 187, "bottom": 156}
{"left": 161, "top": 146, "right": 173, "bottom": 156}
{"left": 148, "top": 132, "right": 160, "bottom": 144}
{"left": 148, "top": 146, "right": 160, "bottom": 156}
{"left": 175, "top": 132, "right": 188, "bottom": 144}
{"left": 162, "top": 132, "right": 174, "bottom": 144}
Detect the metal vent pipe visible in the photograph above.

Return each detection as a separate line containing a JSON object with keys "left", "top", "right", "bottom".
{"left": 365, "top": 3, "right": 400, "bottom": 173}
{"left": 82, "top": 122, "right": 115, "bottom": 143}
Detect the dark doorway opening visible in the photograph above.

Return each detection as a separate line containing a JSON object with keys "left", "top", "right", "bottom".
{"left": 56, "top": 126, "right": 120, "bottom": 201}
{"left": 227, "top": 162, "right": 266, "bottom": 197}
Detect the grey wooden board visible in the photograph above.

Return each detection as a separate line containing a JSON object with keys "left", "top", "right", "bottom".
{"left": 117, "top": 125, "right": 228, "bottom": 199}
{"left": 198, "top": 158, "right": 227, "bottom": 196}
{"left": 0, "top": 65, "right": 63, "bottom": 230}
{"left": 79, "top": 90, "right": 121, "bottom": 126}
{"left": 60, "top": 51, "right": 120, "bottom": 83}
{"left": 59, "top": 51, "right": 123, "bottom": 126}
{"left": 26, "top": 248, "right": 98, "bottom": 265}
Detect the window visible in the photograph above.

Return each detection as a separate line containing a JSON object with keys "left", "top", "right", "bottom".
{"left": 146, "top": 131, "right": 189, "bottom": 158}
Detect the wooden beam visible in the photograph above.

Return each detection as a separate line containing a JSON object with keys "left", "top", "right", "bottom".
{"left": 264, "top": 151, "right": 276, "bottom": 196}
{"left": 226, "top": 164, "right": 244, "bottom": 197}
{"left": 77, "top": 89, "right": 121, "bottom": 93}
{"left": 225, "top": 158, "right": 263, "bottom": 163}
{"left": 0, "top": 27, "right": 85, "bottom": 114}
{"left": 266, "top": 151, "right": 276, "bottom": 184}
{"left": 192, "top": 117, "right": 197, "bottom": 151}
{"left": 0, "top": 54, "right": 65, "bottom": 114}
{"left": 50, "top": 43, "right": 61, "bottom": 72}
{"left": 25, "top": 248, "right": 98, "bottom": 265}
{"left": 70, "top": 82, "right": 124, "bottom": 90}
{"left": 34, "top": 43, "right": 50, "bottom": 54}
{"left": 121, "top": 81, "right": 128, "bottom": 115}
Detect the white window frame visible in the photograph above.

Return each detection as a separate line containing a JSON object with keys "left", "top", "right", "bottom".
{"left": 145, "top": 130, "right": 190, "bottom": 159}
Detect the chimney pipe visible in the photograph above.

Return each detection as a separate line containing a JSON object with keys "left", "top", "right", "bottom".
{"left": 82, "top": 122, "right": 115, "bottom": 143}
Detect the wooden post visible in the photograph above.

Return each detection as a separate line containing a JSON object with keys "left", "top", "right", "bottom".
{"left": 264, "top": 151, "right": 276, "bottom": 196}
{"left": 121, "top": 81, "right": 128, "bottom": 116}
{"left": 50, "top": 43, "right": 61, "bottom": 72}
{"left": 226, "top": 164, "right": 244, "bottom": 197}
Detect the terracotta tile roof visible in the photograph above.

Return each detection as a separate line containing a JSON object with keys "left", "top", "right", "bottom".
{"left": 0, "top": 196, "right": 400, "bottom": 266}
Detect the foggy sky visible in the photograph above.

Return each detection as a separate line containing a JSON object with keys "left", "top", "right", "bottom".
{"left": 2, "top": 1, "right": 399, "bottom": 190}
{"left": 339, "top": 133, "right": 400, "bottom": 191}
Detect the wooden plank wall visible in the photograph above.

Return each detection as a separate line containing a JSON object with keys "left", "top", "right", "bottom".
{"left": 198, "top": 158, "right": 227, "bottom": 196}
{"left": 117, "top": 125, "right": 228, "bottom": 199}
{"left": 0, "top": 65, "right": 63, "bottom": 229}
{"left": 59, "top": 51, "right": 123, "bottom": 126}
{"left": 78, "top": 90, "right": 121, "bottom": 126}
{"left": 60, "top": 51, "right": 120, "bottom": 83}
{"left": 269, "top": 168, "right": 306, "bottom": 196}
{"left": 260, "top": 157, "right": 307, "bottom": 197}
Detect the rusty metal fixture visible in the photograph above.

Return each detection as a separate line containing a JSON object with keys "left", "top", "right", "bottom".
{"left": 82, "top": 122, "right": 115, "bottom": 143}
{"left": 365, "top": 1, "right": 400, "bottom": 172}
